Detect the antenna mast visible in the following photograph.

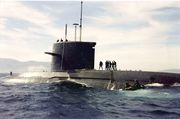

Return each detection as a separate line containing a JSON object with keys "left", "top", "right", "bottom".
{"left": 79, "top": 1, "right": 83, "bottom": 42}
{"left": 65, "top": 24, "right": 67, "bottom": 40}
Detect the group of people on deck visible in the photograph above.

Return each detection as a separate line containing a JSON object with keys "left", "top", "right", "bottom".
{"left": 99, "top": 60, "right": 117, "bottom": 70}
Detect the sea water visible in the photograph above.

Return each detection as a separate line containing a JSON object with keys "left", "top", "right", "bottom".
{"left": 0, "top": 73, "right": 180, "bottom": 119}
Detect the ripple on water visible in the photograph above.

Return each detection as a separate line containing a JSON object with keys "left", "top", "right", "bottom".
{"left": 0, "top": 78, "right": 180, "bottom": 119}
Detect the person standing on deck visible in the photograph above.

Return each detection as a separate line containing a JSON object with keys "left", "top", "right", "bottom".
{"left": 99, "top": 61, "right": 103, "bottom": 70}
{"left": 105, "top": 61, "right": 108, "bottom": 70}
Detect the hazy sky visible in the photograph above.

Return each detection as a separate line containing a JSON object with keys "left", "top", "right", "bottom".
{"left": 0, "top": 0, "right": 180, "bottom": 71}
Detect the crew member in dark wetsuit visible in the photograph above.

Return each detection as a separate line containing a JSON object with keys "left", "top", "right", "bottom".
{"left": 107, "top": 61, "right": 109, "bottom": 70}
{"left": 124, "top": 82, "right": 131, "bottom": 90}
{"left": 99, "top": 61, "right": 103, "bottom": 70}
{"left": 112, "top": 60, "right": 117, "bottom": 70}
{"left": 133, "top": 80, "right": 141, "bottom": 89}
{"left": 114, "top": 61, "right": 117, "bottom": 70}
{"left": 105, "top": 61, "right": 108, "bottom": 70}
{"left": 112, "top": 61, "right": 114, "bottom": 70}
{"left": 10, "top": 72, "right": 12, "bottom": 76}
{"left": 109, "top": 61, "right": 112, "bottom": 70}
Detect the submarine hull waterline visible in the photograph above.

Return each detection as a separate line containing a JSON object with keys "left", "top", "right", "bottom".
{"left": 5, "top": 70, "right": 180, "bottom": 89}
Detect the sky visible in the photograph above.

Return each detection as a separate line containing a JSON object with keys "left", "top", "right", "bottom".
{"left": 0, "top": 0, "right": 180, "bottom": 71}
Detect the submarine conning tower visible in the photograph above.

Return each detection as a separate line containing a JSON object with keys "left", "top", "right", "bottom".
{"left": 45, "top": 41, "right": 96, "bottom": 71}
{"left": 45, "top": 1, "right": 96, "bottom": 71}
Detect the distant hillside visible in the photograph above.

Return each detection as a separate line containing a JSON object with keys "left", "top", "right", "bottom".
{"left": 161, "top": 69, "right": 180, "bottom": 74}
{"left": 0, "top": 58, "right": 50, "bottom": 73}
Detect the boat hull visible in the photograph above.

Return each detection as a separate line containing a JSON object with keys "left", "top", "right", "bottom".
{"left": 5, "top": 70, "right": 180, "bottom": 90}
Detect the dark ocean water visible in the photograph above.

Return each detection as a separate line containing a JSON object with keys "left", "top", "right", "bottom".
{"left": 0, "top": 73, "right": 180, "bottom": 119}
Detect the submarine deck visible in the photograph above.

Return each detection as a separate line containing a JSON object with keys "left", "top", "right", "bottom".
{"left": 15, "top": 70, "right": 180, "bottom": 89}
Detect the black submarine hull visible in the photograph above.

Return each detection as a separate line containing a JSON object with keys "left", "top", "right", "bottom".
{"left": 6, "top": 70, "right": 180, "bottom": 90}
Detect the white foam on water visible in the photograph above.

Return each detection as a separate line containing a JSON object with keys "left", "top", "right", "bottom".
{"left": 67, "top": 79, "right": 90, "bottom": 87}
{"left": 2, "top": 77, "right": 91, "bottom": 89}
{"left": 19, "top": 72, "right": 69, "bottom": 78}
{"left": 0, "top": 75, "right": 11, "bottom": 80}
{"left": 172, "top": 82, "right": 180, "bottom": 87}
{"left": 1, "top": 72, "right": 72, "bottom": 85}
{"left": 2, "top": 77, "right": 62, "bottom": 85}
{"left": 118, "top": 88, "right": 178, "bottom": 99}
{"left": 122, "top": 89, "right": 154, "bottom": 97}
{"left": 145, "top": 83, "right": 164, "bottom": 87}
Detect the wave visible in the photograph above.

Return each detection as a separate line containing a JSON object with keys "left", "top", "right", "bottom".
{"left": 128, "top": 109, "right": 180, "bottom": 117}
{"left": 145, "top": 82, "right": 180, "bottom": 88}
{"left": 149, "top": 110, "right": 180, "bottom": 116}
{"left": 145, "top": 83, "right": 164, "bottom": 87}
{"left": 172, "top": 83, "right": 180, "bottom": 87}
{"left": 51, "top": 80, "right": 89, "bottom": 89}
{"left": 3, "top": 78, "right": 60, "bottom": 84}
{"left": 0, "top": 75, "right": 11, "bottom": 80}
{"left": 118, "top": 88, "right": 180, "bottom": 99}
{"left": 2, "top": 77, "right": 91, "bottom": 90}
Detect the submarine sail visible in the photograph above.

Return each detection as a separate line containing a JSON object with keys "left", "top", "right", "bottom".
{"left": 47, "top": 41, "right": 96, "bottom": 71}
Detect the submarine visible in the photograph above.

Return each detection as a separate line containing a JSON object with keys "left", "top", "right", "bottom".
{"left": 6, "top": 1, "right": 180, "bottom": 90}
